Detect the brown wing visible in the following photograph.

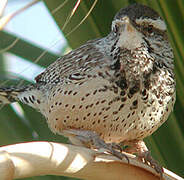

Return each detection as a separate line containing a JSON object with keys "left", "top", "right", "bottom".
{"left": 35, "top": 39, "right": 111, "bottom": 84}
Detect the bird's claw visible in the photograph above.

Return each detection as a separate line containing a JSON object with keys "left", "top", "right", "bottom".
{"left": 66, "top": 129, "right": 130, "bottom": 163}
{"left": 139, "top": 151, "right": 163, "bottom": 176}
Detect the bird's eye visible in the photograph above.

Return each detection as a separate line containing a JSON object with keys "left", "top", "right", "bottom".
{"left": 147, "top": 25, "right": 153, "bottom": 34}
{"left": 113, "top": 24, "right": 118, "bottom": 34}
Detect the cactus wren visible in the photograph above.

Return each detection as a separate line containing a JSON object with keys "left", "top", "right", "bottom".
{"left": 0, "top": 3, "right": 175, "bottom": 174}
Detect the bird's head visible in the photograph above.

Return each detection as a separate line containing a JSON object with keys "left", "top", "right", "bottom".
{"left": 111, "top": 3, "right": 170, "bottom": 53}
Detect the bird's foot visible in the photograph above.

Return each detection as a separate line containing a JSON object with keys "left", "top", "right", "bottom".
{"left": 138, "top": 151, "right": 163, "bottom": 176}
{"left": 124, "top": 140, "right": 163, "bottom": 176}
{"left": 63, "top": 129, "right": 129, "bottom": 162}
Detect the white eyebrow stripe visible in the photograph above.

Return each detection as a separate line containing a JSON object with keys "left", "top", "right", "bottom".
{"left": 136, "top": 18, "right": 166, "bottom": 31}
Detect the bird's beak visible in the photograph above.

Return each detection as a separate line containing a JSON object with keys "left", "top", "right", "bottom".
{"left": 115, "top": 16, "right": 136, "bottom": 33}
{"left": 113, "top": 16, "right": 143, "bottom": 49}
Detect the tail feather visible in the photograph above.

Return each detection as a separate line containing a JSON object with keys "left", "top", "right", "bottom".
{"left": 0, "top": 86, "right": 27, "bottom": 104}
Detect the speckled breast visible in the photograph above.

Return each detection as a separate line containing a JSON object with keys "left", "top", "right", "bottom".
{"left": 46, "top": 71, "right": 175, "bottom": 143}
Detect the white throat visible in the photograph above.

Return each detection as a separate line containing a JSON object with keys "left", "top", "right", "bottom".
{"left": 117, "top": 28, "right": 143, "bottom": 50}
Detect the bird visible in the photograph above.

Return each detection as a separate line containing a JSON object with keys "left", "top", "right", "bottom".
{"left": 0, "top": 3, "right": 175, "bottom": 174}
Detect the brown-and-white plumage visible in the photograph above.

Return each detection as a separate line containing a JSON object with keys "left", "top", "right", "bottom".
{"left": 0, "top": 3, "right": 175, "bottom": 173}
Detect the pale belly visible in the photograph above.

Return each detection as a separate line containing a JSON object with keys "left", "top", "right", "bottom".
{"left": 46, "top": 78, "right": 175, "bottom": 143}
